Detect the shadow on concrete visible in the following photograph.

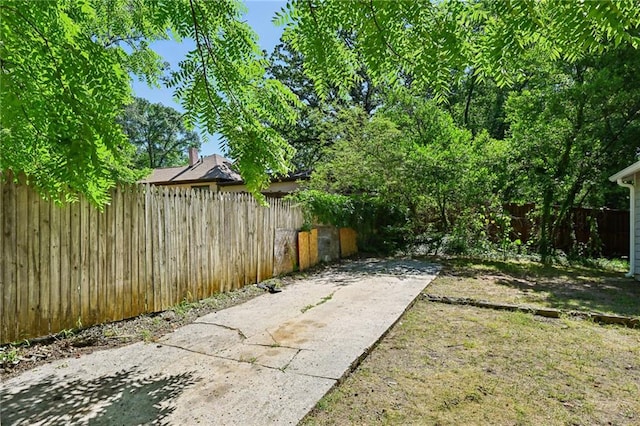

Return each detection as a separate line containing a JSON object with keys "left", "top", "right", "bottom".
{"left": 1, "top": 367, "right": 199, "bottom": 425}
{"left": 312, "top": 258, "right": 440, "bottom": 286}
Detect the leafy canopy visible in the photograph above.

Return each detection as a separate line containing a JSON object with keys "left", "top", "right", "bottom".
{"left": 278, "top": 0, "right": 640, "bottom": 102}
{"left": 3, "top": 0, "right": 639, "bottom": 206}
{"left": 1, "top": 0, "right": 299, "bottom": 204}
{"left": 298, "top": 92, "right": 509, "bottom": 252}
{"left": 265, "top": 40, "right": 381, "bottom": 170}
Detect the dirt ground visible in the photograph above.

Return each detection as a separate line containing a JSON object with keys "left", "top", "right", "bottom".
{"left": 302, "top": 258, "right": 640, "bottom": 426}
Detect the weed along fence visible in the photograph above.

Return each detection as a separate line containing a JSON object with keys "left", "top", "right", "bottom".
{"left": 0, "top": 179, "right": 308, "bottom": 344}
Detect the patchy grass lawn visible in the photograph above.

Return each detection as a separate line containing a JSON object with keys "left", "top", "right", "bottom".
{"left": 431, "top": 258, "right": 640, "bottom": 317}
{"left": 302, "top": 258, "right": 640, "bottom": 426}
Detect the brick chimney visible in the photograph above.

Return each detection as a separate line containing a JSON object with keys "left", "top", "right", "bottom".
{"left": 188, "top": 147, "right": 198, "bottom": 166}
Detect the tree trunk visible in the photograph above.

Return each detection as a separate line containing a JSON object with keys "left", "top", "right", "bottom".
{"left": 463, "top": 73, "right": 476, "bottom": 133}
{"left": 539, "top": 187, "right": 554, "bottom": 264}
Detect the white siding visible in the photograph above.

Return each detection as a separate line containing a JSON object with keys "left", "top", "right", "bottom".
{"left": 635, "top": 173, "right": 640, "bottom": 278}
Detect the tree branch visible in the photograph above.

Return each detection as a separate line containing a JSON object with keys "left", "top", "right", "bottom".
{"left": 188, "top": 0, "right": 224, "bottom": 119}
{"left": 367, "top": 0, "right": 413, "bottom": 65}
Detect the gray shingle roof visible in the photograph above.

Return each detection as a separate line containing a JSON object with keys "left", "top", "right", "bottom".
{"left": 140, "top": 154, "right": 241, "bottom": 184}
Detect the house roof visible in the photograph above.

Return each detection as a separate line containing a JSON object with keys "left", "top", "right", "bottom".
{"left": 609, "top": 160, "right": 640, "bottom": 182}
{"left": 140, "top": 154, "right": 241, "bottom": 184}
{"left": 217, "top": 170, "right": 312, "bottom": 187}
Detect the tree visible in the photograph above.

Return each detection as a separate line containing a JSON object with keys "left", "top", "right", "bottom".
{"left": 278, "top": 0, "right": 640, "bottom": 102}
{"left": 266, "top": 42, "right": 325, "bottom": 170}
{"left": 303, "top": 92, "right": 508, "bottom": 252}
{"left": 266, "top": 41, "right": 381, "bottom": 170}
{"left": 1, "top": 0, "right": 298, "bottom": 204}
{"left": 2, "top": 0, "right": 639, "bottom": 206}
{"left": 445, "top": 72, "right": 513, "bottom": 140}
{"left": 504, "top": 46, "right": 640, "bottom": 261}
{"left": 276, "top": 0, "right": 640, "bottom": 260}
{"left": 120, "top": 98, "right": 200, "bottom": 169}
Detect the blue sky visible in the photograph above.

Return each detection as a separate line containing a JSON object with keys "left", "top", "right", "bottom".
{"left": 130, "top": 0, "right": 286, "bottom": 156}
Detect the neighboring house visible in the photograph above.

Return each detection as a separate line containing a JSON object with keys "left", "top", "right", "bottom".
{"left": 139, "top": 148, "right": 241, "bottom": 191}
{"left": 609, "top": 160, "right": 640, "bottom": 280}
{"left": 139, "top": 148, "right": 310, "bottom": 197}
{"left": 218, "top": 170, "right": 311, "bottom": 198}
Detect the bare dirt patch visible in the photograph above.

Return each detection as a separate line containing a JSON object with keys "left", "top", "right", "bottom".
{"left": 302, "top": 259, "right": 640, "bottom": 426}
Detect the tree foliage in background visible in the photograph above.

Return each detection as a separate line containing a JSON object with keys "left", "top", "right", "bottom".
{"left": 277, "top": 0, "right": 640, "bottom": 259}
{"left": 266, "top": 42, "right": 326, "bottom": 170}
{"left": 1, "top": 0, "right": 149, "bottom": 203}
{"left": 120, "top": 98, "right": 200, "bottom": 170}
{"left": 266, "top": 41, "right": 381, "bottom": 171}
{"left": 1, "top": 0, "right": 298, "bottom": 204}
{"left": 504, "top": 46, "right": 640, "bottom": 261}
{"left": 440, "top": 47, "right": 639, "bottom": 259}
{"left": 297, "top": 92, "right": 509, "bottom": 253}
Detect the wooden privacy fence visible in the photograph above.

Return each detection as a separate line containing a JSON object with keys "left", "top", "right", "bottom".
{"left": 504, "top": 203, "right": 629, "bottom": 257}
{"left": 1, "top": 179, "right": 304, "bottom": 344}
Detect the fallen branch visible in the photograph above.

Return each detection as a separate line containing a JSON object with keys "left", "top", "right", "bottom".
{"left": 422, "top": 294, "right": 639, "bottom": 328}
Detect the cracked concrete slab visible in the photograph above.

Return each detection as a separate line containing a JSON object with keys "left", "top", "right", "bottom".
{"left": 159, "top": 322, "right": 244, "bottom": 355}
{"left": 195, "top": 281, "right": 342, "bottom": 339}
{"left": 1, "top": 258, "right": 439, "bottom": 425}
{"left": 218, "top": 343, "right": 301, "bottom": 370}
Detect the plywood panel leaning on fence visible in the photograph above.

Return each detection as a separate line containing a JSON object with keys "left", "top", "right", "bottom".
{"left": 297, "top": 228, "right": 320, "bottom": 271}
{"left": 309, "top": 228, "right": 319, "bottom": 266}
{"left": 298, "top": 231, "right": 310, "bottom": 271}
{"left": 340, "top": 228, "right": 358, "bottom": 258}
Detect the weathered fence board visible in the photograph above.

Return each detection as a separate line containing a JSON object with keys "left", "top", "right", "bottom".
{"left": 2, "top": 180, "right": 16, "bottom": 341}
{"left": 273, "top": 229, "right": 298, "bottom": 276}
{"left": 16, "top": 184, "right": 29, "bottom": 339}
{"left": 39, "top": 193, "right": 50, "bottom": 336}
{"left": 309, "top": 229, "right": 319, "bottom": 266}
{"left": 0, "top": 179, "right": 304, "bottom": 343}
{"left": 298, "top": 229, "right": 321, "bottom": 271}
{"left": 48, "top": 195, "right": 61, "bottom": 336}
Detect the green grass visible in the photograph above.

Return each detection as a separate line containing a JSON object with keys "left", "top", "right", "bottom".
{"left": 0, "top": 345, "right": 20, "bottom": 365}
{"left": 139, "top": 329, "right": 154, "bottom": 342}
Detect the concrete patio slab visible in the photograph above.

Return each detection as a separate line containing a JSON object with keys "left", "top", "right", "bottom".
{"left": 0, "top": 258, "right": 439, "bottom": 425}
